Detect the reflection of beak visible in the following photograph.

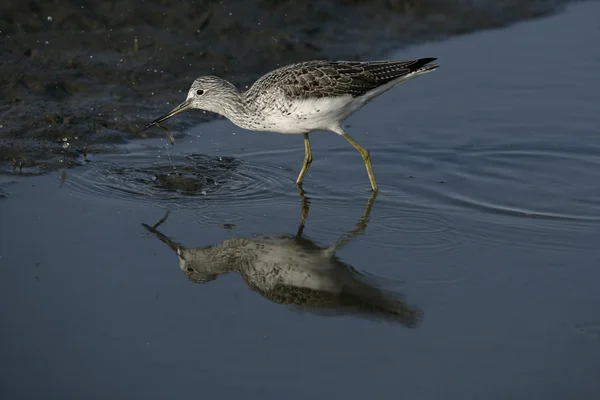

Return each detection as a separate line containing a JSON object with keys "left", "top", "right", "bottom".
{"left": 141, "top": 223, "right": 185, "bottom": 254}
{"left": 145, "top": 99, "right": 192, "bottom": 129}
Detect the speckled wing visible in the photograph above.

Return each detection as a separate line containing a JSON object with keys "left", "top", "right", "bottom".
{"left": 255, "top": 58, "right": 438, "bottom": 100}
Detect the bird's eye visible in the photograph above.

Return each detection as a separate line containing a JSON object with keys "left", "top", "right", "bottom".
{"left": 196, "top": 89, "right": 204, "bottom": 95}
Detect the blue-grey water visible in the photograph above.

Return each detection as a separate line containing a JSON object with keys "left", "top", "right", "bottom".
{"left": 1, "top": 2, "right": 600, "bottom": 399}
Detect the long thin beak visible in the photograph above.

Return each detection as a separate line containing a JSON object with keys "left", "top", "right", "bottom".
{"left": 145, "top": 99, "right": 192, "bottom": 129}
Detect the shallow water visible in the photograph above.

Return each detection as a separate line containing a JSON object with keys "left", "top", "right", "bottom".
{"left": 1, "top": 2, "right": 600, "bottom": 399}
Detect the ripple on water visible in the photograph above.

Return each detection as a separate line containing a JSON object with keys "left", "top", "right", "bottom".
{"left": 355, "top": 139, "right": 600, "bottom": 220}
{"left": 366, "top": 205, "right": 465, "bottom": 253}
{"left": 300, "top": 191, "right": 466, "bottom": 255}
{"left": 431, "top": 142, "right": 600, "bottom": 222}
{"left": 411, "top": 142, "right": 600, "bottom": 254}
{"left": 304, "top": 139, "right": 600, "bottom": 255}
{"left": 66, "top": 153, "right": 295, "bottom": 209}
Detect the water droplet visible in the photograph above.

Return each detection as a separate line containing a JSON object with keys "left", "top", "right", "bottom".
{"left": 47, "top": 16, "right": 53, "bottom": 21}
{"left": 62, "top": 142, "right": 70, "bottom": 149}
{"left": 201, "top": 190, "right": 207, "bottom": 196}
{"left": 62, "top": 137, "right": 68, "bottom": 142}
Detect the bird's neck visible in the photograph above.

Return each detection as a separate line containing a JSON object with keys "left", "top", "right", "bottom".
{"left": 208, "top": 82, "right": 251, "bottom": 129}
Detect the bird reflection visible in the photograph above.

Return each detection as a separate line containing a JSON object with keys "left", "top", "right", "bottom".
{"left": 143, "top": 192, "right": 422, "bottom": 327}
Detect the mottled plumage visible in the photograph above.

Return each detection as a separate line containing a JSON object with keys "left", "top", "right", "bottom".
{"left": 147, "top": 58, "right": 439, "bottom": 191}
{"left": 246, "top": 58, "right": 438, "bottom": 101}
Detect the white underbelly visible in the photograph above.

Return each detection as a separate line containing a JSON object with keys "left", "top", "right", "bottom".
{"left": 262, "top": 95, "right": 355, "bottom": 134}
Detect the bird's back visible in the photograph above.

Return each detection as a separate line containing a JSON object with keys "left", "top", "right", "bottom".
{"left": 244, "top": 59, "right": 438, "bottom": 101}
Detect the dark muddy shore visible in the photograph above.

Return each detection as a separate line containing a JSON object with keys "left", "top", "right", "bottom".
{"left": 0, "top": 0, "right": 575, "bottom": 176}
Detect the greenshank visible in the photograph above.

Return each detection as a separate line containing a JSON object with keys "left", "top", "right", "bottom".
{"left": 147, "top": 58, "right": 439, "bottom": 192}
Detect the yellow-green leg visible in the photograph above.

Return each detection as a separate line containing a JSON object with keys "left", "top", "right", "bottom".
{"left": 296, "top": 132, "right": 313, "bottom": 186}
{"left": 340, "top": 132, "right": 378, "bottom": 192}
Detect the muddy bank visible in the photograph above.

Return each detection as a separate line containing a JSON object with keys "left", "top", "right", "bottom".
{"left": 0, "top": 0, "right": 574, "bottom": 175}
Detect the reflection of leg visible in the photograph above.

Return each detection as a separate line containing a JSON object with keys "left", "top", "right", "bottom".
{"left": 296, "top": 189, "right": 311, "bottom": 237}
{"left": 340, "top": 130, "right": 378, "bottom": 192}
{"left": 356, "top": 190, "right": 378, "bottom": 232}
{"left": 296, "top": 133, "right": 313, "bottom": 187}
{"left": 329, "top": 190, "right": 378, "bottom": 252}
